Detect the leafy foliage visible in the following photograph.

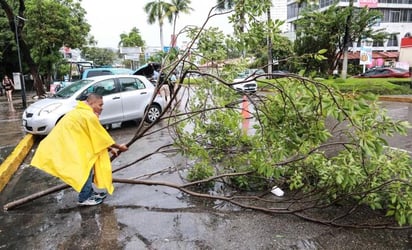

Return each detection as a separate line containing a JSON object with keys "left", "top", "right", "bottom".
{"left": 25, "top": 0, "right": 90, "bottom": 76}
{"left": 119, "top": 27, "right": 145, "bottom": 47}
{"left": 187, "top": 27, "right": 227, "bottom": 64}
{"left": 173, "top": 73, "right": 412, "bottom": 226}
{"left": 81, "top": 47, "right": 117, "bottom": 67}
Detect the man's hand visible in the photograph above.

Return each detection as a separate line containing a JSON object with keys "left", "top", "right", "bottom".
{"left": 109, "top": 143, "right": 128, "bottom": 157}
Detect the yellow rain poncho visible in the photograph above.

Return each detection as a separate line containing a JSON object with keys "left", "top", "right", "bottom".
{"left": 31, "top": 101, "right": 115, "bottom": 194}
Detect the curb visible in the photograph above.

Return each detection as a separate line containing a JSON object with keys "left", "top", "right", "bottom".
{"left": 378, "top": 96, "right": 412, "bottom": 103}
{"left": 0, "top": 134, "right": 34, "bottom": 192}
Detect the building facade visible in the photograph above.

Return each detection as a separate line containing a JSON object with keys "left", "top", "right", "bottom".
{"left": 285, "top": 0, "right": 412, "bottom": 66}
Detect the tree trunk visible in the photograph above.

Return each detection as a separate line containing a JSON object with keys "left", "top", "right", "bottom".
{"left": 341, "top": 0, "right": 354, "bottom": 80}
{"left": 267, "top": 7, "right": 273, "bottom": 76}
{"left": 19, "top": 37, "right": 45, "bottom": 96}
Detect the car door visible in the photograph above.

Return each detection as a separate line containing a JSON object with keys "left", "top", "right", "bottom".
{"left": 118, "top": 77, "right": 153, "bottom": 121}
{"left": 90, "top": 78, "right": 123, "bottom": 124}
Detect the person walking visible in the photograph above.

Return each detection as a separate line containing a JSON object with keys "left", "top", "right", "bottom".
{"left": 2, "top": 75, "right": 14, "bottom": 102}
{"left": 31, "top": 93, "right": 128, "bottom": 206}
{"left": 168, "top": 71, "right": 177, "bottom": 101}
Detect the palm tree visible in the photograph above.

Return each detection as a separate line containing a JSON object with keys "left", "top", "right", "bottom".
{"left": 144, "top": 0, "right": 173, "bottom": 50}
{"left": 169, "top": 0, "right": 193, "bottom": 47}
{"left": 216, "top": 0, "right": 235, "bottom": 10}
{"left": 216, "top": 0, "right": 245, "bottom": 34}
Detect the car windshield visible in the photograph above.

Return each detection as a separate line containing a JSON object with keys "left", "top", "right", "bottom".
{"left": 392, "top": 68, "right": 408, "bottom": 73}
{"left": 54, "top": 79, "right": 94, "bottom": 98}
{"left": 236, "top": 68, "right": 265, "bottom": 79}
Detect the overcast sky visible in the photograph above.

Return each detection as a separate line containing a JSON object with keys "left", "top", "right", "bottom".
{"left": 81, "top": 0, "right": 233, "bottom": 48}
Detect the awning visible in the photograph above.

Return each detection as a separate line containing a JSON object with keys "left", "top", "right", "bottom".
{"left": 344, "top": 51, "right": 399, "bottom": 60}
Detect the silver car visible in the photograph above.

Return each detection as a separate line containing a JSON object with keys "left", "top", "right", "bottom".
{"left": 22, "top": 75, "right": 165, "bottom": 135}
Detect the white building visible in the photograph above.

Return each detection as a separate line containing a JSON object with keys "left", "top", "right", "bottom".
{"left": 285, "top": 0, "right": 412, "bottom": 65}
{"left": 271, "top": 0, "right": 288, "bottom": 32}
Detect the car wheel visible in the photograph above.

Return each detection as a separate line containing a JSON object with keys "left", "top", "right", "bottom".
{"left": 145, "top": 104, "right": 161, "bottom": 123}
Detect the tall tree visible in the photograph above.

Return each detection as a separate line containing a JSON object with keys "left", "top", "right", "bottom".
{"left": 119, "top": 27, "right": 145, "bottom": 47}
{"left": 294, "top": 4, "right": 386, "bottom": 75}
{"left": 216, "top": 0, "right": 244, "bottom": 34}
{"left": 118, "top": 27, "right": 145, "bottom": 67}
{"left": 0, "top": 0, "right": 90, "bottom": 97}
{"left": 144, "top": 0, "right": 173, "bottom": 50}
{"left": 169, "top": 0, "right": 193, "bottom": 47}
{"left": 82, "top": 47, "right": 117, "bottom": 67}
{"left": 25, "top": 0, "right": 90, "bottom": 88}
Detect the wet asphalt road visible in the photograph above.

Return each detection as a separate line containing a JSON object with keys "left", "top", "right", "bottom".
{"left": 0, "top": 92, "right": 411, "bottom": 249}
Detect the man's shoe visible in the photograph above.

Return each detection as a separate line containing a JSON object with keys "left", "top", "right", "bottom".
{"left": 78, "top": 197, "right": 103, "bottom": 206}
{"left": 92, "top": 192, "right": 107, "bottom": 199}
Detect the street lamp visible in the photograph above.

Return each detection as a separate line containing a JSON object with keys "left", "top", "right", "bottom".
{"left": 14, "top": 15, "right": 27, "bottom": 108}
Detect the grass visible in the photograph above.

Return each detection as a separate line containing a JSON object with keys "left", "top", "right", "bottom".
{"left": 182, "top": 74, "right": 412, "bottom": 96}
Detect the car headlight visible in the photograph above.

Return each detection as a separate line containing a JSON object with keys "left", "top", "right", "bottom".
{"left": 38, "top": 103, "right": 63, "bottom": 116}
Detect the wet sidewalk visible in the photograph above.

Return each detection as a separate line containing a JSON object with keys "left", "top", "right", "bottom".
{"left": 0, "top": 90, "right": 38, "bottom": 191}
{"left": 0, "top": 90, "right": 37, "bottom": 148}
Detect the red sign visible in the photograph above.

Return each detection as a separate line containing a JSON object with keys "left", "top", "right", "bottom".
{"left": 401, "top": 37, "right": 412, "bottom": 48}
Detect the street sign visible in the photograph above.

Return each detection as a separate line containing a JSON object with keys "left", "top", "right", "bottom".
{"left": 360, "top": 39, "right": 373, "bottom": 65}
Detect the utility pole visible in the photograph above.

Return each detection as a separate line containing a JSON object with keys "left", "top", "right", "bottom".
{"left": 267, "top": 7, "right": 273, "bottom": 77}
{"left": 14, "top": 15, "right": 27, "bottom": 108}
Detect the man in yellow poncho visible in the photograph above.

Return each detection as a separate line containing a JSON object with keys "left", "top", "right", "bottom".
{"left": 31, "top": 93, "right": 128, "bottom": 206}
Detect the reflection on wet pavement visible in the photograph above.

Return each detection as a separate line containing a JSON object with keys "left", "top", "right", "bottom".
{"left": 0, "top": 102, "right": 25, "bottom": 148}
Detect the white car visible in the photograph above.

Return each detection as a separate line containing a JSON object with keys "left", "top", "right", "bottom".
{"left": 23, "top": 75, "right": 165, "bottom": 135}
{"left": 232, "top": 77, "right": 258, "bottom": 93}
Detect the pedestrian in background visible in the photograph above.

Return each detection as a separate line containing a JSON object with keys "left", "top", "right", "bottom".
{"left": 168, "top": 71, "right": 177, "bottom": 101}
{"left": 2, "top": 75, "right": 14, "bottom": 102}
{"left": 0, "top": 79, "right": 3, "bottom": 96}
{"left": 31, "top": 93, "right": 128, "bottom": 206}
{"left": 159, "top": 82, "right": 170, "bottom": 103}
{"left": 152, "top": 68, "right": 160, "bottom": 83}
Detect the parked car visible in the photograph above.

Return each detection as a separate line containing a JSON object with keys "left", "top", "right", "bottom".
{"left": 22, "top": 75, "right": 165, "bottom": 135}
{"left": 133, "top": 62, "right": 170, "bottom": 86}
{"left": 232, "top": 76, "right": 258, "bottom": 93}
{"left": 355, "top": 67, "right": 411, "bottom": 78}
{"left": 133, "top": 62, "right": 161, "bottom": 78}
{"left": 231, "top": 68, "right": 265, "bottom": 93}
{"left": 52, "top": 67, "right": 134, "bottom": 94}
{"left": 236, "top": 68, "right": 265, "bottom": 78}
{"left": 82, "top": 67, "right": 134, "bottom": 79}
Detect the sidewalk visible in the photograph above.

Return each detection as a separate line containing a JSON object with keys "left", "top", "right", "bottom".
{"left": 0, "top": 90, "right": 37, "bottom": 192}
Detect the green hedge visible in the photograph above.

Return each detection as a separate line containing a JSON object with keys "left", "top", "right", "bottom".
{"left": 322, "top": 77, "right": 412, "bottom": 95}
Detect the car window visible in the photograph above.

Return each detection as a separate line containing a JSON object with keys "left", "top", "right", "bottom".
{"left": 364, "top": 70, "right": 378, "bottom": 76}
{"left": 55, "top": 79, "right": 93, "bottom": 98}
{"left": 119, "top": 77, "right": 146, "bottom": 92}
{"left": 392, "top": 68, "right": 407, "bottom": 73}
{"left": 91, "top": 79, "right": 117, "bottom": 96}
{"left": 86, "top": 70, "right": 114, "bottom": 78}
